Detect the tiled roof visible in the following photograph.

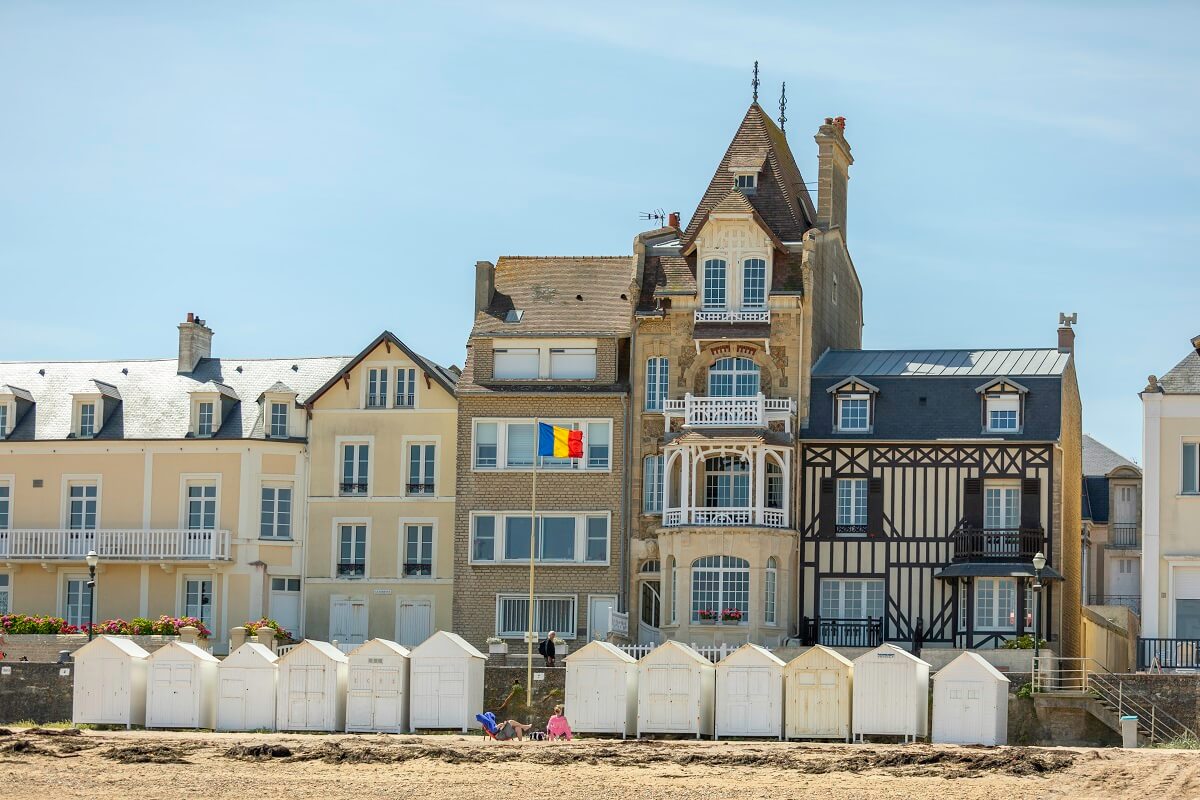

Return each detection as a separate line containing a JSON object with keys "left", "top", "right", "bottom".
{"left": 1083, "top": 434, "right": 1139, "bottom": 476}
{"left": 812, "top": 348, "right": 1071, "bottom": 378}
{"left": 683, "top": 103, "right": 817, "bottom": 247}
{"left": 1159, "top": 349, "right": 1200, "bottom": 393}
{"left": 473, "top": 256, "right": 635, "bottom": 337}
{"left": 0, "top": 355, "right": 350, "bottom": 441}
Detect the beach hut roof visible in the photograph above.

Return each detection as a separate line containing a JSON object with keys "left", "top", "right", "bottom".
{"left": 641, "top": 640, "right": 712, "bottom": 666}
{"left": 348, "top": 638, "right": 411, "bottom": 658}
{"left": 222, "top": 642, "right": 279, "bottom": 666}
{"left": 76, "top": 635, "right": 150, "bottom": 659}
{"left": 564, "top": 640, "right": 637, "bottom": 663}
{"left": 720, "top": 642, "right": 785, "bottom": 666}
{"left": 936, "top": 651, "right": 1010, "bottom": 683}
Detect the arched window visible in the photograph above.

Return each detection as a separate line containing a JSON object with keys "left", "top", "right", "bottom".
{"left": 766, "top": 461, "right": 783, "bottom": 509}
{"left": 705, "top": 456, "right": 750, "bottom": 508}
{"left": 708, "top": 357, "right": 760, "bottom": 397}
{"left": 640, "top": 559, "right": 661, "bottom": 573}
{"left": 702, "top": 259, "right": 727, "bottom": 309}
{"left": 764, "top": 557, "right": 778, "bottom": 625}
{"left": 691, "top": 555, "right": 750, "bottom": 623}
{"left": 742, "top": 258, "right": 766, "bottom": 309}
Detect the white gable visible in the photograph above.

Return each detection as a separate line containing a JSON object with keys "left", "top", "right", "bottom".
{"left": 935, "top": 651, "right": 1009, "bottom": 684}
{"left": 719, "top": 642, "right": 784, "bottom": 667}
{"left": 76, "top": 635, "right": 150, "bottom": 660}
{"left": 148, "top": 640, "right": 219, "bottom": 663}
{"left": 564, "top": 640, "right": 637, "bottom": 664}
{"left": 348, "top": 638, "right": 411, "bottom": 659}
{"left": 221, "top": 642, "right": 278, "bottom": 667}
{"left": 410, "top": 630, "right": 486, "bottom": 660}
{"left": 640, "top": 640, "right": 713, "bottom": 667}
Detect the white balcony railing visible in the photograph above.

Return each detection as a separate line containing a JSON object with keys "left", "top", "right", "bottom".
{"left": 694, "top": 309, "right": 771, "bottom": 324}
{"left": 662, "top": 507, "right": 789, "bottom": 529}
{"left": 663, "top": 393, "right": 795, "bottom": 429}
{"left": 0, "top": 529, "right": 233, "bottom": 561}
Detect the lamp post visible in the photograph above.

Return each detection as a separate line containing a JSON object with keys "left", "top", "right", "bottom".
{"left": 85, "top": 550, "right": 99, "bottom": 641}
{"left": 1031, "top": 550, "right": 1046, "bottom": 673}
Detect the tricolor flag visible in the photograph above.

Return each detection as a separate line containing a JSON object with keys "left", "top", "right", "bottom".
{"left": 537, "top": 422, "right": 583, "bottom": 459}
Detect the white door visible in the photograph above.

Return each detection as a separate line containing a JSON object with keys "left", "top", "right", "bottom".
{"left": 305, "top": 666, "right": 327, "bottom": 728}
{"left": 1108, "top": 557, "right": 1139, "bottom": 597}
{"left": 287, "top": 665, "right": 327, "bottom": 729}
{"left": 83, "top": 658, "right": 122, "bottom": 721}
{"left": 269, "top": 578, "right": 301, "bottom": 637}
{"left": 724, "top": 667, "right": 771, "bottom": 734}
{"left": 944, "top": 680, "right": 985, "bottom": 744}
{"left": 411, "top": 662, "right": 462, "bottom": 728}
{"left": 348, "top": 665, "right": 402, "bottom": 730}
{"left": 151, "top": 662, "right": 195, "bottom": 726}
{"left": 1114, "top": 485, "right": 1137, "bottom": 523}
{"left": 397, "top": 599, "right": 432, "bottom": 648}
{"left": 330, "top": 599, "right": 367, "bottom": 646}
{"left": 573, "top": 663, "right": 619, "bottom": 730}
{"left": 588, "top": 595, "right": 616, "bottom": 642}
{"left": 219, "top": 673, "right": 246, "bottom": 731}
{"left": 796, "top": 669, "right": 842, "bottom": 737}
{"left": 646, "top": 665, "right": 690, "bottom": 729}
{"left": 410, "top": 665, "right": 438, "bottom": 727}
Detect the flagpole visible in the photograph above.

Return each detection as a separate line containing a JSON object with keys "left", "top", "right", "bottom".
{"left": 526, "top": 418, "right": 538, "bottom": 710}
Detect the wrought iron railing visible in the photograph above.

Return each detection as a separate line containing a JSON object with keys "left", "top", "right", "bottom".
{"left": 336, "top": 562, "right": 365, "bottom": 577}
{"left": 0, "top": 529, "right": 232, "bottom": 561}
{"left": 403, "top": 562, "right": 432, "bottom": 577}
{"left": 1088, "top": 594, "right": 1141, "bottom": 614}
{"left": 799, "top": 616, "right": 883, "bottom": 648}
{"left": 951, "top": 526, "right": 1044, "bottom": 561}
{"left": 406, "top": 482, "right": 435, "bottom": 495}
{"left": 1109, "top": 523, "right": 1140, "bottom": 548}
{"left": 1138, "top": 637, "right": 1200, "bottom": 670}
{"left": 339, "top": 481, "right": 368, "bottom": 495}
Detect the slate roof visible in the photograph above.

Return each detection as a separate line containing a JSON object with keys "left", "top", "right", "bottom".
{"left": 473, "top": 256, "right": 636, "bottom": 337}
{"left": 812, "top": 348, "right": 1070, "bottom": 378}
{"left": 1159, "top": 349, "right": 1200, "bottom": 393}
{"left": 0, "top": 355, "right": 350, "bottom": 441}
{"left": 1083, "top": 434, "right": 1139, "bottom": 476}
{"left": 683, "top": 103, "right": 817, "bottom": 247}
{"left": 1083, "top": 476, "right": 1108, "bottom": 523}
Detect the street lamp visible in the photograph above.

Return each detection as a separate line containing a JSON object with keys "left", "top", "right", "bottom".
{"left": 1031, "top": 551, "right": 1046, "bottom": 671}
{"left": 85, "top": 550, "right": 99, "bottom": 641}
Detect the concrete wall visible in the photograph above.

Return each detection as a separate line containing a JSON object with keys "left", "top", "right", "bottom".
{"left": 0, "top": 662, "right": 73, "bottom": 724}
{"left": 0, "top": 634, "right": 184, "bottom": 662}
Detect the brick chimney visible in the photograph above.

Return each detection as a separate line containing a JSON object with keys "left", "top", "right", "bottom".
{"left": 814, "top": 116, "right": 853, "bottom": 240}
{"left": 668, "top": 211, "right": 680, "bottom": 229}
{"left": 1057, "top": 312, "right": 1078, "bottom": 354}
{"left": 177, "top": 312, "right": 213, "bottom": 374}
{"left": 475, "top": 261, "right": 495, "bottom": 314}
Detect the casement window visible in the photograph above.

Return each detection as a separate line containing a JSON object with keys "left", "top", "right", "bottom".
{"left": 407, "top": 443, "right": 436, "bottom": 495}
{"left": 836, "top": 394, "right": 870, "bottom": 432}
{"left": 269, "top": 402, "right": 289, "bottom": 438}
{"left": 645, "top": 357, "right": 669, "bottom": 411}
{"left": 549, "top": 348, "right": 597, "bottom": 380}
{"left": 184, "top": 576, "right": 214, "bottom": 629}
{"left": 643, "top": 455, "right": 664, "bottom": 513}
{"left": 735, "top": 173, "right": 757, "bottom": 191}
{"left": 197, "top": 402, "right": 214, "bottom": 437}
{"left": 691, "top": 555, "right": 750, "bottom": 623}
{"left": 64, "top": 576, "right": 92, "bottom": 628}
{"left": 984, "top": 483, "right": 1021, "bottom": 529}
{"left": 708, "top": 357, "right": 760, "bottom": 397}
{"left": 0, "top": 574, "right": 9, "bottom": 614}
{"left": 473, "top": 419, "right": 612, "bottom": 471}
{"left": 366, "top": 368, "right": 389, "bottom": 408}
{"left": 78, "top": 402, "right": 96, "bottom": 438}
{"left": 337, "top": 524, "right": 367, "bottom": 577}
{"left": 766, "top": 462, "right": 784, "bottom": 509}
{"left": 836, "top": 477, "right": 868, "bottom": 533}
{"left": 0, "top": 481, "right": 11, "bottom": 530}
{"left": 1118, "top": 558, "right": 1136, "bottom": 575}
{"left": 493, "top": 348, "right": 539, "bottom": 379}
{"left": 403, "top": 523, "right": 434, "bottom": 577}
{"left": 341, "top": 442, "right": 370, "bottom": 495}
{"left": 702, "top": 258, "right": 727, "bottom": 309}
{"left": 764, "top": 557, "right": 778, "bottom": 625}
{"left": 704, "top": 456, "right": 750, "bottom": 508}
{"left": 1183, "top": 442, "right": 1199, "bottom": 495}
{"left": 496, "top": 594, "right": 577, "bottom": 639}
{"left": 260, "top": 485, "right": 293, "bottom": 539}
{"left": 186, "top": 483, "right": 217, "bottom": 530}
{"left": 966, "top": 578, "right": 1033, "bottom": 631}
{"left": 395, "top": 368, "right": 417, "bottom": 408}
{"left": 68, "top": 483, "right": 98, "bottom": 530}
{"left": 820, "top": 578, "right": 884, "bottom": 621}
{"left": 985, "top": 394, "right": 1020, "bottom": 432}
{"left": 0, "top": 404, "right": 8, "bottom": 439}
{"left": 742, "top": 258, "right": 767, "bottom": 309}
{"left": 471, "top": 512, "right": 610, "bottom": 565}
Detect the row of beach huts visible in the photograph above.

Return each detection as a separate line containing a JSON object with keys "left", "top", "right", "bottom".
{"left": 71, "top": 633, "right": 1011, "bottom": 746}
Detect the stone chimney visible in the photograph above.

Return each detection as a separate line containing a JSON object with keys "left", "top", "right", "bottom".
{"left": 1057, "top": 312, "right": 1078, "bottom": 354}
{"left": 475, "top": 261, "right": 495, "bottom": 314}
{"left": 1192, "top": 334, "right": 1200, "bottom": 355}
{"left": 177, "top": 312, "right": 214, "bottom": 374}
{"left": 814, "top": 116, "right": 853, "bottom": 240}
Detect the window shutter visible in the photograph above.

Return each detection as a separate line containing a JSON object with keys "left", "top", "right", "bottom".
{"left": 868, "top": 478, "right": 884, "bottom": 537}
{"left": 1021, "top": 478, "right": 1041, "bottom": 528}
{"left": 962, "top": 478, "right": 983, "bottom": 529}
{"left": 819, "top": 477, "right": 836, "bottom": 536}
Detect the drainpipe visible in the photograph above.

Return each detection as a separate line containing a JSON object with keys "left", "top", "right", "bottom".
{"left": 620, "top": 331, "right": 636, "bottom": 619}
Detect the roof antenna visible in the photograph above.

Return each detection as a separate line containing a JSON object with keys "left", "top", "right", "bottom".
{"left": 639, "top": 208, "right": 666, "bottom": 226}
{"left": 777, "top": 81, "right": 787, "bottom": 134}
{"left": 751, "top": 60, "right": 760, "bottom": 104}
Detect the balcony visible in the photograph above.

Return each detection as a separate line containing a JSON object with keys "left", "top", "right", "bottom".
{"left": 663, "top": 393, "right": 795, "bottom": 429}
{"left": 950, "top": 527, "right": 1045, "bottom": 562}
{"left": 0, "top": 529, "right": 232, "bottom": 562}
{"left": 340, "top": 481, "right": 368, "bottom": 496}
{"left": 403, "top": 562, "right": 432, "bottom": 577}
{"left": 663, "top": 507, "right": 788, "bottom": 529}
{"left": 406, "top": 482, "right": 435, "bottom": 496}
{"left": 693, "top": 309, "right": 770, "bottom": 324}
{"left": 799, "top": 616, "right": 884, "bottom": 648}
{"left": 336, "top": 562, "right": 365, "bottom": 578}
{"left": 1107, "top": 523, "right": 1140, "bottom": 549}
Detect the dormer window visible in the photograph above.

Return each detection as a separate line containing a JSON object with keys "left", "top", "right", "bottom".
{"left": 78, "top": 402, "right": 96, "bottom": 438}
{"left": 702, "top": 259, "right": 727, "bottom": 309}
{"left": 189, "top": 382, "right": 235, "bottom": 439}
{"left": 197, "top": 402, "right": 214, "bottom": 437}
{"left": 0, "top": 404, "right": 7, "bottom": 439}
{"left": 976, "top": 378, "right": 1027, "bottom": 434}
{"left": 828, "top": 377, "right": 879, "bottom": 434}
{"left": 735, "top": 173, "right": 757, "bottom": 192}
{"left": 0, "top": 386, "right": 31, "bottom": 439}
{"left": 270, "top": 402, "right": 289, "bottom": 438}
{"left": 367, "top": 368, "right": 388, "bottom": 408}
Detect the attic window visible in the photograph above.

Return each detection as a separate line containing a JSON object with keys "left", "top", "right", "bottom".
{"left": 735, "top": 174, "right": 757, "bottom": 192}
{"left": 985, "top": 394, "right": 1020, "bottom": 432}
{"left": 504, "top": 310, "right": 524, "bottom": 324}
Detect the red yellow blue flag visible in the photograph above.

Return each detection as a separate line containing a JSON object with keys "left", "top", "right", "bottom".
{"left": 537, "top": 422, "right": 583, "bottom": 459}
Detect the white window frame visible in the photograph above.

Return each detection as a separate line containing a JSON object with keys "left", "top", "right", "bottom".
{"left": 0, "top": 401, "right": 10, "bottom": 439}
{"left": 77, "top": 399, "right": 97, "bottom": 438}
{"left": 0, "top": 476, "right": 11, "bottom": 532}
{"left": 690, "top": 555, "right": 750, "bottom": 624}
{"left": 333, "top": 518, "right": 370, "bottom": 579}
{"left": 970, "top": 577, "right": 1030, "bottom": 631}
{"left": 549, "top": 348, "right": 597, "bottom": 380}
{"left": 472, "top": 418, "right": 613, "bottom": 472}
{"left": 643, "top": 454, "right": 664, "bottom": 513}
{"left": 269, "top": 401, "right": 290, "bottom": 438}
{"left": 395, "top": 367, "right": 417, "bottom": 408}
{"left": 836, "top": 477, "right": 868, "bottom": 531}
{"left": 734, "top": 173, "right": 757, "bottom": 191}
{"left": 260, "top": 482, "right": 294, "bottom": 540}
{"left": 469, "top": 511, "right": 611, "bottom": 566}
{"left": 983, "top": 480, "right": 1021, "bottom": 530}
{"left": 495, "top": 594, "right": 578, "bottom": 640}
{"left": 60, "top": 475, "right": 102, "bottom": 531}
{"left": 196, "top": 401, "right": 214, "bottom": 437}
{"left": 764, "top": 557, "right": 778, "bottom": 626}
{"left": 702, "top": 258, "right": 727, "bottom": 309}
{"left": 366, "top": 367, "right": 390, "bottom": 408}
{"left": 63, "top": 573, "right": 93, "bottom": 628}
{"left": 741, "top": 258, "right": 767, "bottom": 310}
{"left": 985, "top": 393, "right": 1021, "bottom": 433}
{"left": 820, "top": 578, "right": 885, "bottom": 621}
{"left": 180, "top": 475, "right": 220, "bottom": 531}
{"left": 493, "top": 348, "right": 540, "bottom": 379}
{"left": 835, "top": 394, "right": 871, "bottom": 432}
{"left": 182, "top": 574, "right": 215, "bottom": 630}
{"left": 406, "top": 441, "right": 437, "bottom": 496}
{"left": 337, "top": 437, "right": 373, "bottom": 496}
{"left": 645, "top": 357, "right": 669, "bottom": 411}
{"left": 401, "top": 519, "right": 436, "bottom": 579}
{"left": 708, "top": 357, "right": 761, "bottom": 398}
{"left": 0, "top": 572, "right": 10, "bottom": 615}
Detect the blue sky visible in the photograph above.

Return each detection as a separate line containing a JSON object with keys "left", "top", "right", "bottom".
{"left": 2, "top": 1, "right": 1197, "bottom": 460}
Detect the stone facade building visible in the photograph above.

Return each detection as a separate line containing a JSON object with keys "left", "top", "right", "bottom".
{"left": 1081, "top": 435, "right": 1142, "bottom": 615}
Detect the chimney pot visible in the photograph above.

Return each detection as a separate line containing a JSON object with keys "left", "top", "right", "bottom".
{"left": 186, "top": 312, "right": 194, "bottom": 323}
{"left": 668, "top": 211, "right": 680, "bottom": 229}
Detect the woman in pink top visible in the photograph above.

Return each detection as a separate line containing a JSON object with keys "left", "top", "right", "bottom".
{"left": 546, "top": 704, "right": 573, "bottom": 741}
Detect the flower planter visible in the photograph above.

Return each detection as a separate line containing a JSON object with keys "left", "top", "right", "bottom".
{"left": 554, "top": 643, "right": 569, "bottom": 657}
{"left": 488, "top": 642, "right": 509, "bottom": 655}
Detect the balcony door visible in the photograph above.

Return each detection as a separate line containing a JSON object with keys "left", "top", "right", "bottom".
{"left": 983, "top": 483, "right": 1020, "bottom": 556}
{"left": 708, "top": 357, "right": 760, "bottom": 397}
{"left": 67, "top": 483, "right": 98, "bottom": 555}
{"left": 64, "top": 575, "right": 92, "bottom": 629}
{"left": 704, "top": 456, "right": 750, "bottom": 509}
{"left": 185, "top": 483, "right": 217, "bottom": 557}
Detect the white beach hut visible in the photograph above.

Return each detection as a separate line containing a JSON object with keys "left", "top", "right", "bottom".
{"left": 217, "top": 642, "right": 279, "bottom": 732}
{"left": 275, "top": 640, "right": 349, "bottom": 732}
{"left": 563, "top": 640, "right": 638, "bottom": 738}
{"left": 346, "top": 638, "right": 411, "bottom": 733}
{"left": 72, "top": 635, "right": 150, "bottom": 728}
{"left": 715, "top": 643, "right": 784, "bottom": 739}
{"left": 851, "top": 644, "right": 931, "bottom": 742}
{"left": 783, "top": 645, "right": 853, "bottom": 741}
{"left": 932, "top": 652, "right": 1010, "bottom": 746}
{"left": 408, "top": 631, "right": 486, "bottom": 732}
{"left": 636, "top": 640, "right": 716, "bottom": 739}
{"left": 145, "top": 640, "right": 220, "bottom": 729}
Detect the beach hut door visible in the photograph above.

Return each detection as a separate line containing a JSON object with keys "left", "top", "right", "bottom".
{"left": 91, "top": 658, "right": 122, "bottom": 720}
{"left": 726, "top": 667, "right": 770, "bottom": 732}
{"left": 219, "top": 674, "right": 246, "bottom": 730}
{"left": 796, "top": 669, "right": 839, "bottom": 736}
{"left": 647, "top": 665, "right": 690, "bottom": 728}
{"left": 946, "top": 681, "right": 984, "bottom": 742}
{"left": 152, "top": 662, "right": 195, "bottom": 724}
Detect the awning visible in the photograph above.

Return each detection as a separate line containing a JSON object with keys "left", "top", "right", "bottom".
{"left": 935, "top": 562, "right": 1065, "bottom": 581}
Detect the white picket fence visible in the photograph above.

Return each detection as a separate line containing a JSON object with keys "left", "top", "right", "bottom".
{"left": 618, "top": 642, "right": 746, "bottom": 662}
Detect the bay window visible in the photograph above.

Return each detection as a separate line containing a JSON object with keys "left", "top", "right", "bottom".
{"left": 691, "top": 555, "right": 750, "bottom": 623}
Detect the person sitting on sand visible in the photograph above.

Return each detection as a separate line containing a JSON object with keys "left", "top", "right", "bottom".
{"left": 477, "top": 712, "right": 533, "bottom": 741}
{"left": 546, "top": 705, "right": 573, "bottom": 741}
